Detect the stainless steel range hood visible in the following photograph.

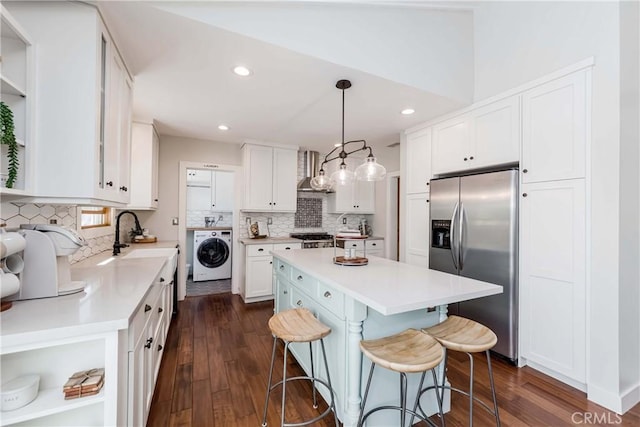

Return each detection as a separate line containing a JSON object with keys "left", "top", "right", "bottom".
{"left": 297, "top": 150, "right": 324, "bottom": 192}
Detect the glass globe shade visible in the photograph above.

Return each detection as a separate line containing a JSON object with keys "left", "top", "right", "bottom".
{"left": 330, "top": 165, "right": 355, "bottom": 186}
{"left": 310, "top": 172, "right": 332, "bottom": 190}
{"left": 355, "top": 157, "right": 387, "bottom": 181}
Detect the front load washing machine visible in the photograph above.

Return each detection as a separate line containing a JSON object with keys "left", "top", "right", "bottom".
{"left": 193, "top": 230, "right": 232, "bottom": 281}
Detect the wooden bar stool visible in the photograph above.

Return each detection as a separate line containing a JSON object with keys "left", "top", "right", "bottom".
{"left": 418, "top": 315, "right": 501, "bottom": 427}
{"left": 357, "top": 328, "right": 445, "bottom": 427}
{"left": 261, "top": 308, "right": 339, "bottom": 427}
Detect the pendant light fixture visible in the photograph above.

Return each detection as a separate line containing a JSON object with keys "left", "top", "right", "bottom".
{"left": 310, "top": 80, "right": 387, "bottom": 191}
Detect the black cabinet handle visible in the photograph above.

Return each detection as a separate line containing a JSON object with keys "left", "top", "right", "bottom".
{"left": 119, "top": 186, "right": 128, "bottom": 191}
{"left": 158, "top": 344, "right": 163, "bottom": 352}
{"left": 144, "top": 304, "right": 151, "bottom": 312}
{"left": 158, "top": 307, "right": 163, "bottom": 313}
{"left": 106, "top": 181, "right": 113, "bottom": 187}
{"left": 258, "top": 248, "right": 264, "bottom": 252}
{"left": 145, "top": 337, "right": 153, "bottom": 349}
{"left": 523, "top": 193, "right": 528, "bottom": 197}
{"left": 463, "top": 157, "right": 468, "bottom": 161}
{"left": 426, "top": 199, "right": 430, "bottom": 203}
{"left": 269, "top": 261, "right": 272, "bottom": 265}
{"left": 160, "top": 277, "right": 165, "bottom": 282}
{"left": 523, "top": 169, "right": 528, "bottom": 173}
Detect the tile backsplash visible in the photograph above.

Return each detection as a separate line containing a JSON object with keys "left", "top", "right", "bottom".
{"left": 186, "top": 210, "right": 233, "bottom": 228}
{"left": 1, "top": 202, "right": 114, "bottom": 264}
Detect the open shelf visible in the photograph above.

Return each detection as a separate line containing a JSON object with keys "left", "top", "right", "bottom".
{"left": 0, "top": 387, "right": 104, "bottom": 426}
{"left": 0, "top": 74, "right": 26, "bottom": 97}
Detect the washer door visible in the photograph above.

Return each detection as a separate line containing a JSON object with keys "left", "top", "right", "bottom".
{"left": 197, "top": 238, "right": 230, "bottom": 268}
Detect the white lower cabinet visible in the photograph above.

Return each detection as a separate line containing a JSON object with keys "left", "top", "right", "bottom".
{"left": 244, "top": 242, "right": 301, "bottom": 303}
{"left": 519, "top": 178, "right": 586, "bottom": 384}
{"left": 404, "top": 192, "right": 430, "bottom": 267}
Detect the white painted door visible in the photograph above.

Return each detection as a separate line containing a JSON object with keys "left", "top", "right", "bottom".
{"left": 404, "top": 193, "right": 430, "bottom": 267}
{"left": 354, "top": 179, "right": 375, "bottom": 213}
{"left": 272, "top": 147, "right": 298, "bottom": 211}
{"left": 243, "top": 145, "right": 274, "bottom": 210}
{"left": 472, "top": 96, "right": 520, "bottom": 169}
{"left": 405, "top": 127, "right": 432, "bottom": 194}
{"left": 522, "top": 70, "right": 587, "bottom": 183}
{"left": 519, "top": 178, "right": 586, "bottom": 383}
{"left": 213, "top": 171, "right": 234, "bottom": 211}
{"left": 187, "top": 186, "right": 211, "bottom": 211}
{"left": 431, "top": 113, "right": 471, "bottom": 175}
{"left": 246, "top": 256, "right": 274, "bottom": 298}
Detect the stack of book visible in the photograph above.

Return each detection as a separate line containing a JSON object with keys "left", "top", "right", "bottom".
{"left": 62, "top": 368, "right": 105, "bottom": 400}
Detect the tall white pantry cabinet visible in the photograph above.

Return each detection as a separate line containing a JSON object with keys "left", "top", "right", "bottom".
{"left": 402, "top": 62, "right": 591, "bottom": 388}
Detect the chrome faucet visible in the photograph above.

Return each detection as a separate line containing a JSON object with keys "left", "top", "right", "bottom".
{"left": 113, "top": 210, "right": 143, "bottom": 255}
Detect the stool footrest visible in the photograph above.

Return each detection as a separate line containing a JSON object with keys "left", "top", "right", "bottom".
{"left": 416, "top": 385, "right": 498, "bottom": 419}
{"left": 360, "top": 405, "right": 440, "bottom": 427}
{"left": 266, "top": 375, "right": 337, "bottom": 427}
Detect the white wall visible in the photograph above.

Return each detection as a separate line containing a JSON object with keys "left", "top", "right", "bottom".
{"left": 136, "top": 136, "right": 242, "bottom": 241}
{"left": 618, "top": 0, "right": 640, "bottom": 408}
{"left": 473, "top": 0, "right": 638, "bottom": 412}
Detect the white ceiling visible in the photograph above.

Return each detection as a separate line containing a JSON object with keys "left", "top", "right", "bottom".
{"left": 99, "top": 1, "right": 473, "bottom": 153}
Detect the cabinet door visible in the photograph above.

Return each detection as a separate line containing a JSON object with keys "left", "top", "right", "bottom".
{"left": 472, "top": 96, "right": 520, "bottom": 169}
{"left": 129, "top": 337, "right": 146, "bottom": 427}
{"left": 246, "top": 256, "right": 274, "bottom": 298}
{"left": 522, "top": 70, "right": 587, "bottom": 183}
{"left": 118, "top": 72, "right": 133, "bottom": 204}
{"left": 272, "top": 147, "right": 298, "bottom": 211}
{"left": 275, "top": 276, "right": 291, "bottom": 314}
{"left": 186, "top": 186, "right": 212, "bottom": 211}
{"left": 187, "top": 169, "right": 212, "bottom": 186}
{"left": 314, "top": 304, "right": 346, "bottom": 419}
{"left": 129, "top": 123, "right": 159, "bottom": 209}
{"left": 431, "top": 113, "right": 471, "bottom": 175}
{"left": 213, "top": 171, "right": 234, "bottom": 211}
{"left": 354, "top": 179, "right": 375, "bottom": 213}
{"left": 405, "top": 127, "right": 432, "bottom": 194}
{"left": 404, "top": 193, "right": 430, "bottom": 267}
{"left": 519, "top": 179, "right": 586, "bottom": 382}
{"left": 243, "top": 145, "right": 274, "bottom": 210}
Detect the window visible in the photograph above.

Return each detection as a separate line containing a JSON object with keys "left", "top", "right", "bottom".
{"left": 81, "top": 207, "right": 112, "bottom": 229}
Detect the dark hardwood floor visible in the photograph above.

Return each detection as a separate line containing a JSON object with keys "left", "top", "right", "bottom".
{"left": 148, "top": 293, "right": 640, "bottom": 426}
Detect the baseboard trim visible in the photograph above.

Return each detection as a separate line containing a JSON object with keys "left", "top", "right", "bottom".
{"left": 587, "top": 382, "right": 640, "bottom": 414}
{"left": 621, "top": 383, "right": 640, "bottom": 414}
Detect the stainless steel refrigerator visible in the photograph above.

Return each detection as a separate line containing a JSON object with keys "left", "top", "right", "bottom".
{"left": 429, "top": 169, "right": 518, "bottom": 362}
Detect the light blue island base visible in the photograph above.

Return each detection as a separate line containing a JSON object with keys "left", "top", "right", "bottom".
{"left": 271, "top": 248, "right": 502, "bottom": 427}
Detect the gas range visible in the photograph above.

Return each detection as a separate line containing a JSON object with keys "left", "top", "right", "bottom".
{"left": 290, "top": 233, "right": 334, "bottom": 249}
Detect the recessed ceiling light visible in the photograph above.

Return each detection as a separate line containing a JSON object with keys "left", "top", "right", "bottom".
{"left": 232, "top": 66, "right": 252, "bottom": 77}
{"left": 401, "top": 108, "right": 415, "bottom": 115}
{"left": 218, "top": 125, "right": 229, "bottom": 131}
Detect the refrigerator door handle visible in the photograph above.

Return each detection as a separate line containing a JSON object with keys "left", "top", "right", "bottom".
{"left": 450, "top": 202, "right": 459, "bottom": 269}
{"left": 458, "top": 203, "right": 465, "bottom": 270}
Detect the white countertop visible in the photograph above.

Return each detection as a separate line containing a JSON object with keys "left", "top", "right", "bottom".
{"left": 239, "top": 236, "right": 302, "bottom": 245}
{"left": 271, "top": 248, "right": 502, "bottom": 316}
{"left": 0, "top": 241, "right": 178, "bottom": 349}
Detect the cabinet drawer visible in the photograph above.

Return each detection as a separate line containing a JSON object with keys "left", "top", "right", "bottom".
{"left": 290, "top": 267, "right": 318, "bottom": 294}
{"left": 316, "top": 282, "right": 345, "bottom": 318}
{"left": 290, "top": 287, "right": 311, "bottom": 310}
{"left": 339, "top": 240, "right": 364, "bottom": 250}
{"left": 273, "top": 242, "right": 301, "bottom": 251}
{"left": 129, "top": 284, "right": 162, "bottom": 349}
{"left": 274, "top": 258, "right": 291, "bottom": 277}
{"left": 366, "top": 240, "right": 383, "bottom": 251}
{"left": 247, "top": 244, "right": 273, "bottom": 257}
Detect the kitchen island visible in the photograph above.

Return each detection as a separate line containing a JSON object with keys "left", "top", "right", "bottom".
{"left": 271, "top": 248, "right": 502, "bottom": 427}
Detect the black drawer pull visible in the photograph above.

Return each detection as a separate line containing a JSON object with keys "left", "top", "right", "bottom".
{"left": 258, "top": 248, "right": 264, "bottom": 252}
{"left": 145, "top": 337, "right": 153, "bottom": 349}
{"left": 158, "top": 344, "right": 163, "bottom": 352}
{"left": 160, "top": 277, "right": 165, "bottom": 282}
{"left": 158, "top": 307, "right": 163, "bottom": 313}
{"left": 144, "top": 304, "right": 151, "bottom": 313}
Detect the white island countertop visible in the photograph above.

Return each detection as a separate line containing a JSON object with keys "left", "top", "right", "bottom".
{"left": 271, "top": 248, "right": 502, "bottom": 316}
{"left": 0, "top": 241, "right": 178, "bottom": 349}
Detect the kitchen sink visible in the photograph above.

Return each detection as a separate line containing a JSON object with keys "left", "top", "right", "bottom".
{"left": 123, "top": 248, "right": 178, "bottom": 281}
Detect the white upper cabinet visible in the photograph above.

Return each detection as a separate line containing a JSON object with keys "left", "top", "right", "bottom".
{"left": 6, "top": 2, "right": 133, "bottom": 205}
{"left": 405, "top": 127, "right": 432, "bottom": 194}
{"left": 432, "top": 96, "right": 519, "bottom": 175}
{"left": 213, "top": 171, "right": 234, "bottom": 211}
{"left": 186, "top": 169, "right": 234, "bottom": 212}
{"left": 242, "top": 143, "right": 298, "bottom": 212}
{"left": 326, "top": 161, "right": 376, "bottom": 214}
{"left": 128, "top": 123, "right": 159, "bottom": 210}
{"left": 0, "top": 6, "right": 33, "bottom": 195}
{"left": 521, "top": 70, "right": 587, "bottom": 183}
